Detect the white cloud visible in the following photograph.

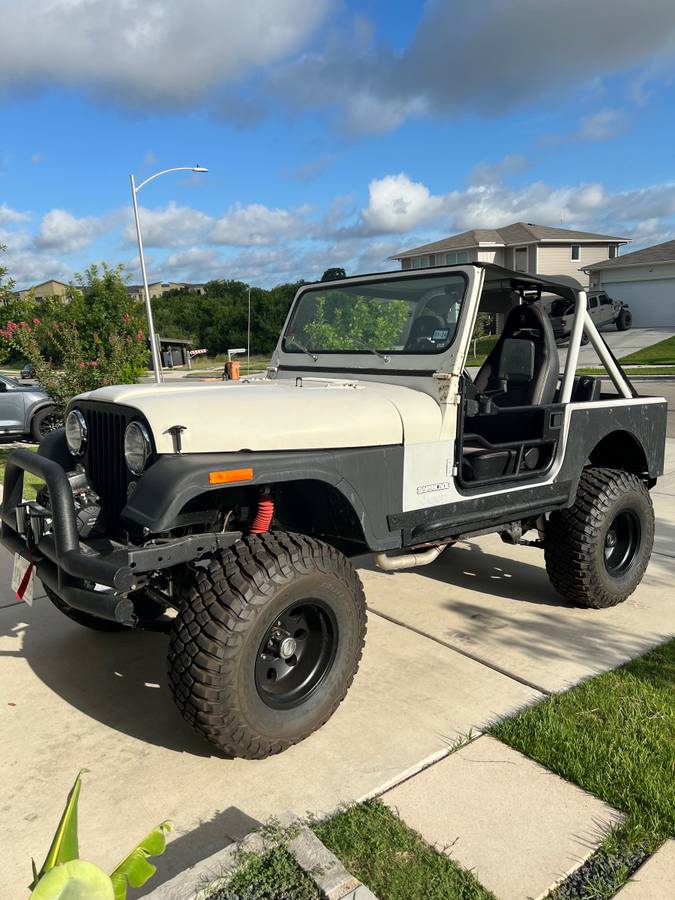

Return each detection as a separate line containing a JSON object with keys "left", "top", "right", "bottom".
{"left": 0, "top": 204, "right": 30, "bottom": 226}
{"left": 0, "top": 0, "right": 333, "bottom": 106}
{"left": 359, "top": 173, "right": 445, "bottom": 235}
{"left": 575, "top": 108, "right": 628, "bottom": 141}
{"left": 124, "top": 202, "right": 212, "bottom": 248}
{"left": 211, "top": 203, "right": 311, "bottom": 246}
{"left": 34, "top": 209, "right": 108, "bottom": 252}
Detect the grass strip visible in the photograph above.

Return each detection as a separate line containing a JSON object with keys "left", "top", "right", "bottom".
{"left": 491, "top": 639, "right": 675, "bottom": 898}
{"left": 577, "top": 366, "right": 675, "bottom": 377}
{"left": 204, "top": 845, "right": 319, "bottom": 900}
{"left": 0, "top": 447, "right": 42, "bottom": 500}
{"left": 620, "top": 334, "right": 675, "bottom": 366}
{"left": 313, "top": 799, "right": 494, "bottom": 900}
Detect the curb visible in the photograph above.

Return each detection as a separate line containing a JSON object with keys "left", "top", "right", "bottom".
{"left": 142, "top": 811, "right": 377, "bottom": 900}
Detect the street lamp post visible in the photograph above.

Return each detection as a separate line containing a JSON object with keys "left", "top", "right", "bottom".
{"left": 130, "top": 165, "right": 208, "bottom": 383}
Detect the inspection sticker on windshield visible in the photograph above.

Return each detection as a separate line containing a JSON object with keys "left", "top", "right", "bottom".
{"left": 11, "top": 554, "right": 34, "bottom": 605}
{"left": 432, "top": 329, "right": 449, "bottom": 341}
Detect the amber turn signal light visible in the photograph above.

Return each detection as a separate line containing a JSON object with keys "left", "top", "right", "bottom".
{"left": 208, "top": 468, "right": 254, "bottom": 484}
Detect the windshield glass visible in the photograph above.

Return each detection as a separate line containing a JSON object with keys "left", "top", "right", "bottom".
{"left": 282, "top": 273, "right": 467, "bottom": 355}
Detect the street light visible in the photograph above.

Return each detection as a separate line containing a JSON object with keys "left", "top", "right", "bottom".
{"left": 130, "top": 165, "right": 208, "bottom": 383}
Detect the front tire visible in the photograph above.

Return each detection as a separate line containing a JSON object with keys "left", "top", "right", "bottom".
{"left": 168, "top": 533, "right": 367, "bottom": 759}
{"left": 31, "top": 406, "right": 63, "bottom": 441}
{"left": 617, "top": 309, "right": 632, "bottom": 331}
{"left": 545, "top": 468, "right": 654, "bottom": 609}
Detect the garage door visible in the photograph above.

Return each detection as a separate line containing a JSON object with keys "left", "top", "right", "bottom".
{"left": 602, "top": 278, "right": 675, "bottom": 327}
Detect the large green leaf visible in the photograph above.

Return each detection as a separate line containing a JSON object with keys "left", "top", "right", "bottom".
{"left": 109, "top": 821, "right": 172, "bottom": 900}
{"left": 32, "top": 772, "right": 85, "bottom": 888}
{"left": 29, "top": 860, "right": 114, "bottom": 900}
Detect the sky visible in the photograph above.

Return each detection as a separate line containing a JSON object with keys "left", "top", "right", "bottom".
{"left": 2, "top": 0, "right": 675, "bottom": 289}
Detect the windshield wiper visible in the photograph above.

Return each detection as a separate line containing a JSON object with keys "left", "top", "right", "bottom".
{"left": 287, "top": 337, "right": 318, "bottom": 361}
{"left": 350, "top": 339, "right": 390, "bottom": 363}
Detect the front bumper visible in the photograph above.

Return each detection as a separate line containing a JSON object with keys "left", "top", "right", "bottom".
{"left": 1, "top": 449, "right": 241, "bottom": 625}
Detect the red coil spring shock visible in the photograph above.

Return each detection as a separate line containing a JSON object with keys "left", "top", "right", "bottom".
{"left": 250, "top": 495, "right": 274, "bottom": 534}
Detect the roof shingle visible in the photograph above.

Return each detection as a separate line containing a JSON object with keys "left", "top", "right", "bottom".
{"left": 392, "top": 221, "right": 629, "bottom": 259}
{"left": 584, "top": 238, "right": 675, "bottom": 270}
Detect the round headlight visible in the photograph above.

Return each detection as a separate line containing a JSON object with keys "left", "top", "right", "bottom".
{"left": 65, "top": 409, "right": 87, "bottom": 456}
{"left": 124, "top": 421, "right": 152, "bottom": 476}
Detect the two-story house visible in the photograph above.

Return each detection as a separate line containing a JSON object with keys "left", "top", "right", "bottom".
{"left": 391, "top": 222, "right": 630, "bottom": 287}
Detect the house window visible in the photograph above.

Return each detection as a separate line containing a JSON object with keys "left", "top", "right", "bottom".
{"left": 412, "top": 255, "right": 428, "bottom": 268}
{"left": 609, "top": 245, "right": 617, "bottom": 259}
{"left": 571, "top": 244, "right": 581, "bottom": 261}
{"left": 445, "top": 251, "right": 470, "bottom": 264}
{"left": 515, "top": 247, "right": 528, "bottom": 272}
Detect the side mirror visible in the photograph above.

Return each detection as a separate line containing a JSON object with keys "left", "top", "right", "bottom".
{"left": 498, "top": 338, "right": 535, "bottom": 389}
{"left": 0, "top": 381, "right": 7, "bottom": 393}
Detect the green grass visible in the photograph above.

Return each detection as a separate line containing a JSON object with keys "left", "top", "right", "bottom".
{"left": 491, "top": 640, "right": 675, "bottom": 897}
{"left": 620, "top": 333, "right": 675, "bottom": 366}
{"left": 205, "top": 846, "right": 319, "bottom": 900}
{"left": 313, "top": 799, "right": 494, "bottom": 900}
{"left": 0, "top": 447, "right": 42, "bottom": 500}
{"left": 466, "top": 334, "right": 498, "bottom": 367}
{"left": 577, "top": 366, "right": 675, "bottom": 377}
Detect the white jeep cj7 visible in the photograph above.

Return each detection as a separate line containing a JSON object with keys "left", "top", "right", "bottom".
{"left": 2, "top": 263, "right": 667, "bottom": 758}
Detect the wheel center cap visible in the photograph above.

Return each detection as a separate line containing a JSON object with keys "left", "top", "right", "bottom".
{"left": 606, "top": 530, "right": 617, "bottom": 548}
{"left": 279, "top": 637, "right": 297, "bottom": 660}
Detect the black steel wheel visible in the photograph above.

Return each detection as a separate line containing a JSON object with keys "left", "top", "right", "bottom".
{"left": 545, "top": 467, "right": 654, "bottom": 608}
{"left": 31, "top": 406, "right": 63, "bottom": 441}
{"left": 255, "top": 600, "right": 338, "bottom": 710}
{"left": 604, "top": 510, "right": 641, "bottom": 577}
{"left": 168, "top": 532, "right": 367, "bottom": 759}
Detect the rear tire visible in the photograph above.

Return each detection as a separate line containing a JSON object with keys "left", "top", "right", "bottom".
{"left": 617, "top": 309, "right": 632, "bottom": 331}
{"left": 168, "top": 532, "right": 367, "bottom": 759}
{"left": 545, "top": 468, "right": 654, "bottom": 609}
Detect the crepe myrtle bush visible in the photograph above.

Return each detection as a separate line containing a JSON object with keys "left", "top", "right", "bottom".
{"left": 3, "top": 316, "right": 147, "bottom": 412}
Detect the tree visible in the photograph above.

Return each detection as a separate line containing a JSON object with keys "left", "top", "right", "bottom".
{"left": 321, "top": 267, "right": 346, "bottom": 282}
{"left": 0, "top": 243, "right": 15, "bottom": 306}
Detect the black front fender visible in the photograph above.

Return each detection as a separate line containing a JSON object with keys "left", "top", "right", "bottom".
{"left": 122, "top": 446, "right": 403, "bottom": 551}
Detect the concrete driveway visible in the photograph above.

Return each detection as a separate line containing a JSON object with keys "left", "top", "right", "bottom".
{"left": 557, "top": 326, "right": 675, "bottom": 369}
{"left": 0, "top": 442, "right": 674, "bottom": 897}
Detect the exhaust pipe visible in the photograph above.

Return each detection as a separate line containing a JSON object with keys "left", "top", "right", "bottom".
{"left": 374, "top": 545, "right": 445, "bottom": 572}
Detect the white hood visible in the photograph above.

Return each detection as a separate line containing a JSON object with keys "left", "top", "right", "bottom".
{"left": 77, "top": 377, "right": 442, "bottom": 454}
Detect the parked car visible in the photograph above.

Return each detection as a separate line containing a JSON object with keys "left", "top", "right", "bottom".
{"left": 0, "top": 374, "right": 62, "bottom": 440}
{"left": 2, "top": 263, "right": 666, "bottom": 759}
{"left": 20, "top": 362, "right": 36, "bottom": 381}
{"left": 547, "top": 290, "right": 632, "bottom": 343}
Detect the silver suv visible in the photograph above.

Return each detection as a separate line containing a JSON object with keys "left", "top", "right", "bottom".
{"left": 0, "top": 373, "right": 61, "bottom": 440}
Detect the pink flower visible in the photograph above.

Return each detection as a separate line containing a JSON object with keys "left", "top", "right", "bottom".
{"left": 89, "top": 361, "right": 98, "bottom": 368}
{"left": 7, "top": 322, "right": 17, "bottom": 332}
{"left": 79, "top": 362, "right": 85, "bottom": 369}
{"left": 32, "top": 318, "right": 41, "bottom": 326}
{"left": 19, "top": 322, "right": 28, "bottom": 329}
{"left": 136, "top": 330, "right": 145, "bottom": 341}
{"left": 122, "top": 312, "right": 131, "bottom": 323}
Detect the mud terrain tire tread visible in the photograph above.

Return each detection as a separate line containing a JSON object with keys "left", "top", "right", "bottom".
{"left": 544, "top": 467, "right": 654, "bottom": 609}
{"left": 168, "top": 532, "right": 367, "bottom": 759}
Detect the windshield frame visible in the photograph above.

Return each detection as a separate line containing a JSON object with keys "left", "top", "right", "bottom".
{"left": 281, "top": 268, "right": 469, "bottom": 358}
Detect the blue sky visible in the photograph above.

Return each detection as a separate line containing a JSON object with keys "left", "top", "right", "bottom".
{"left": 2, "top": 0, "right": 675, "bottom": 288}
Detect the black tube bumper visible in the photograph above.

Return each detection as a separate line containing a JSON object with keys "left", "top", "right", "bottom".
{"left": 1, "top": 449, "right": 241, "bottom": 624}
